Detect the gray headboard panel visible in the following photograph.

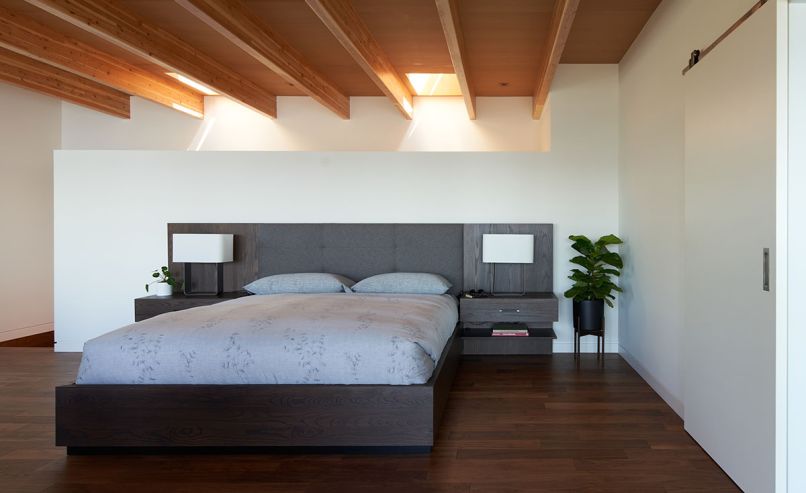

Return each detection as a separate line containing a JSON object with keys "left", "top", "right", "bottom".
{"left": 255, "top": 224, "right": 464, "bottom": 295}
{"left": 167, "top": 223, "right": 553, "bottom": 297}
{"left": 168, "top": 223, "right": 464, "bottom": 295}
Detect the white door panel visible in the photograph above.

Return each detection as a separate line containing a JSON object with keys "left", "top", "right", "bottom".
{"left": 683, "top": 2, "right": 776, "bottom": 492}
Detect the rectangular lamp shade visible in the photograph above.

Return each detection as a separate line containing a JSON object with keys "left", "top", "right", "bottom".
{"left": 482, "top": 234, "right": 534, "bottom": 264}
{"left": 173, "top": 234, "right": 234, "bottom": 263}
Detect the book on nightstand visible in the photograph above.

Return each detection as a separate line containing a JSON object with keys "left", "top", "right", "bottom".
{"left": 491, "top": 322, "right": 530, "bottom": 337}
{"left": 492, "top": 330, "right": 529, "bottom": 337}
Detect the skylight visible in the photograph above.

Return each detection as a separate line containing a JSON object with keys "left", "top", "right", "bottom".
{"left": 405, "top": 73, "right": 462, "bottom": 96}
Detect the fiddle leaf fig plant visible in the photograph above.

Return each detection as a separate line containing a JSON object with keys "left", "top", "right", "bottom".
{"left": 563, "top": 234, "right": 624, "bottom": 307}
{"left": 145, "top": 266, "right": 183, "bottom": 293}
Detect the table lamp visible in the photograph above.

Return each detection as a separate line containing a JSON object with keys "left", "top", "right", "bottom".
{"left": 172, "top": 234, "right": 234, "bottom": 296}
{"left": 482, "top": 234, "right": 534, "bottom": 296}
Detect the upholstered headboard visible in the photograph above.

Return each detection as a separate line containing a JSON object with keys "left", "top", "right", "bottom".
{"left": 167, "top": 223, "right": 553, "bottom": 296}
{"left": 168, "top": 223, "right": 465, "bottom": 295}
{"left": 255, "top": 224, "right": 464, "bottom": 294}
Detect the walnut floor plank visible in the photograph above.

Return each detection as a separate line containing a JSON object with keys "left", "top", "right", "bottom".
{"left": 0, "top": 349, "right": 738, "bottom": 492}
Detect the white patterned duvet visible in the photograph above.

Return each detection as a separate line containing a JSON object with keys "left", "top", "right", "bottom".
{"left": 76, "top": 293, "right": 458, "bottom": 385}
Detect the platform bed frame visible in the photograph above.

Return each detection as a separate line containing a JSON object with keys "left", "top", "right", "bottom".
{"left": 57, "top": 325, "right": 460, "bottom": 453}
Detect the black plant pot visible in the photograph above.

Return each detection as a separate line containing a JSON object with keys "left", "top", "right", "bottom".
{"left": 573, "top": 300, "right": 605, "bottom": 333}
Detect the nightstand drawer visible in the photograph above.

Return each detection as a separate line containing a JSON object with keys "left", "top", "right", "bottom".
{"left": 460, "top": 296, "right": 558, "bottom": 325}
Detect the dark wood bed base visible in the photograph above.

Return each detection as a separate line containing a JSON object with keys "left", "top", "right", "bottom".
{"left": 56, "top": 325, "right": 461, "bottom": 454}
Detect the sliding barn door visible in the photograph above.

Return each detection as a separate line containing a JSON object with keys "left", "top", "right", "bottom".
{"left": 683, "top": 2, "right": 777, "bottom": 492}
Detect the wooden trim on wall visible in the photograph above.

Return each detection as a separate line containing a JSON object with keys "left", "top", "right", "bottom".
{"left": 681, "top": 0, "right": 768, "bottom": 75}
{"left": 305, "top": 0, "right": 413, "bottom": 119}
{"left": 532, "top": 0, "right": 579, "bottom": 119}
{"left": 435, "top": 0, "right": 476, "bottom": 120}
{"left": 0, "top": 6, "right": 204, "bottom": 117}
{"left": 0, "top": 46, "right": 130, "bottom": 118}
{"left": 25, "top": 0, "right": 277, "bottom": 118}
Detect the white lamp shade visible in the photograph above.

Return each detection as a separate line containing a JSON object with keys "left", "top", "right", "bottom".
{"left": 173, "top": 234, "right": 234, "bottom": 263}
{"left": 482, "top": 234, "right": 534, "bottom": 264}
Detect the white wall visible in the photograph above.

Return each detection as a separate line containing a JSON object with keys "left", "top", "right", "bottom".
{"left": 787, "top": 2, "right": 806, "bottom": 490}
{"left": 617, "top": 0, "right": 759, "bottom": 416}
{"left": 0, "top": 83, "right": 61, "bottom": 342}
{"left": 53, "top": 65, "right": 620, "bottom": 353}
{"left": 61, "top": 95, "right": 550, "bottom": 152}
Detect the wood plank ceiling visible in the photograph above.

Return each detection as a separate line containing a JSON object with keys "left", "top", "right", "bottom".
{"left": 0, "top": 0, "right": 660, "bottom": 120}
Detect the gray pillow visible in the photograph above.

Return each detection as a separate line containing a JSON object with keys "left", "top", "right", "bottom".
{"left": 351, "top": 273, "right": 452, "bottom": 295}
{"left": 244, "top": 273, "right": 354, "bottom": 295}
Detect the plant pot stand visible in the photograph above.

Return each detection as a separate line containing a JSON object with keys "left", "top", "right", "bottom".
{"left": 573, "top": 316, "right": 605, "bottom": 358}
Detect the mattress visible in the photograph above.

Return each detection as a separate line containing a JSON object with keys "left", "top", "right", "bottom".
{"left": 76, "top": 293, "right": 458, "bottom": 385}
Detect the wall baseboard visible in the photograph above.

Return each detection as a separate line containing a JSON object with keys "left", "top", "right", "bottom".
{"left": 0, "top": 322, "right": 54, "bottom": 344}
{"left": 619, "top": 344, "right": 683, "bottom": 417}
{"left": 0, "top": 330, "right": 54, "bottom": 347}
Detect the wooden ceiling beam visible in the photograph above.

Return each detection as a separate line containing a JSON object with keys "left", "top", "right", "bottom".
{"left": 305, "top": 0, "right": 413, "bottom": 119}
{"left": 176, "top": 0, "right": 349, "bottom": 119}
{"left": 0, "top": 45, "right": 129, "bottom": 118}
{"left": 0, "top": 6, "right": 203, "bottom": 117}
{"left": 532, "top": 0, "right": 579, "bottom": 119}
{"left": 24, "top": 0, "right": 277, "bottom": 118}
{"left": 435, "top": 0, "right": 475, "bottom": 120}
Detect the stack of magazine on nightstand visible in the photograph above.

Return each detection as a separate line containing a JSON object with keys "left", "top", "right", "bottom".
{"left": 491, "top": 322, "right": 530, "bottom": 337}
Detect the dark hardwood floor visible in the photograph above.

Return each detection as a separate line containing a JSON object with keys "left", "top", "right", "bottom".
{"left": 0, "top": 349, "right": 738, "bottom": 492}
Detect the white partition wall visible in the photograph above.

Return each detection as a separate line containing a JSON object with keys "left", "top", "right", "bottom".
{"left": 53, "top": 151, "right": 621, "bottom": 353}
{"left": 683, "top": 2, "right": 780, "bottom": 491}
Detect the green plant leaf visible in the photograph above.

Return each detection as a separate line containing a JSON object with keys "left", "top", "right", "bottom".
{"left": 569, "top": 256, "right": 594, "bottom": 270}
{"left": 600, "top": 252, "right": 623, "bottom": 269}
{"left": 595, "top": 234, "right": 623, "bottom": 246}
{"left": 564, "top": 287, "right": 581, "bottom": 299}
{"left": 570, "top": 240, "right": 594, "bottom": 257}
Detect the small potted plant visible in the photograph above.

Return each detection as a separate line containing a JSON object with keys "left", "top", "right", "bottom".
{"left": 563, "top": 234, "right": 624, "bottom": 333}
{"left": 146, "top": 266, "right": 182, "bottom": 297}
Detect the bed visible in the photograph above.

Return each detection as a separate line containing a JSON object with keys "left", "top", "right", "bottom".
{"left": 76, "top": 292, "right": 459, "bottom": 386}
{"left": 56, "top": 223, "right": 554, "bottom": 453}
{"left": 56, "top": 224, "right": 469, "bottom": 453}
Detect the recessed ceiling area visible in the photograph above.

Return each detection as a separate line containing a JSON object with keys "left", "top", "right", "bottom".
{"left": 0, "top": 0, "right": 661, "bottom": 120}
